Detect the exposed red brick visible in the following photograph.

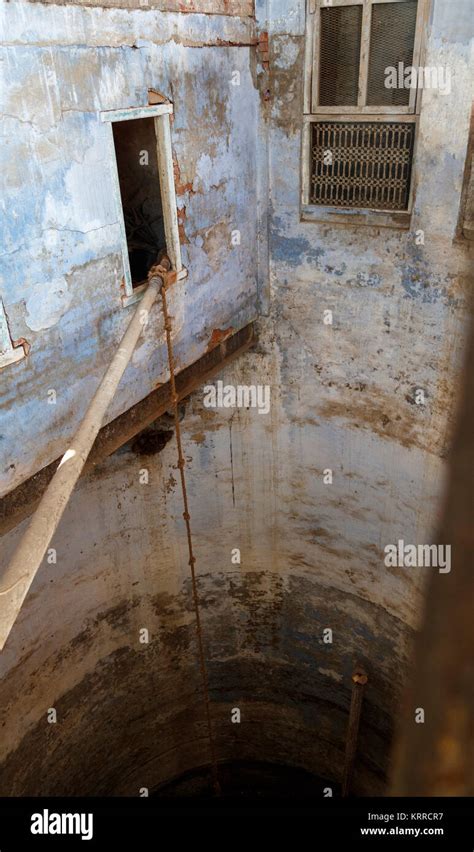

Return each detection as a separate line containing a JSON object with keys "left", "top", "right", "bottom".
{"left": 35, "top": 1, "right": 255, "bottom": 15}
{"left": 177, "top": 205, "right": 188, "bottom": 243}
{"left": 257, "top": 30, "right": 269, "bottom": 70}
{"left": 173, "top": 154, "right": 194, "bottom": 197}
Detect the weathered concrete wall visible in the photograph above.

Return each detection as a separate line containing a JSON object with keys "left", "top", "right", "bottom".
{"left": 0, "top": 365, "right": 403, "bottom": 795}
{"left": 27, "top": 0, "right": 254, "bottom": 13}
{"left": 262, "top": 0, "right": 472, "bottom": 598}
{"left": 249, "top": 0, "right": 472, "bottom": 787}
{"left": 0, "top": 0, "right": 472, "bottom": 797}
{"left": 0, "top": 1, "right": 259, "bottom": 495}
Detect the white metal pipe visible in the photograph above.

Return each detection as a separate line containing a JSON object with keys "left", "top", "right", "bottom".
{"left": 0, "top": 276, "right": 163, "bottom": 651}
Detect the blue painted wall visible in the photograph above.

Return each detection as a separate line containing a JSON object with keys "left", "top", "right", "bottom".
{"left": 0, "top": 2, "right": 259, "bottom": 494}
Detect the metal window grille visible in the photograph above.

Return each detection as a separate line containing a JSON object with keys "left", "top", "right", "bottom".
{"left": 367, "top": 1, "right": 419, "bottom": 107}
{"left": 310, "top": 121, "right": 415, "bottom": 211}
{"left": 319, "top": 5, "right": 363, "bottom": 107}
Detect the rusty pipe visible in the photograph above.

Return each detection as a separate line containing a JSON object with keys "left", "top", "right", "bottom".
{"left": 342, "top": 665, "right": 368, "bottom": 797}
{"left": 0, "top": 269, "right": 168, "bottom": 651}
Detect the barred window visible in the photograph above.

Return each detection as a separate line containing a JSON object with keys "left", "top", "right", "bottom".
{"left": 310, "top": 121, "right": 415, "bottom": 210}
{"left": 303, "top": 0, "right": 428, "bottom": 220}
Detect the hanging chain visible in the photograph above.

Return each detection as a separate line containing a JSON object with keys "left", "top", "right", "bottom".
{"left": 149, "top": 258, "right": 220, "bottom": 795}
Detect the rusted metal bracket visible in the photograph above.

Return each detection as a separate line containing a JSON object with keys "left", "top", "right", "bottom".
{"left": 0, "top": 299, "right": 29, "bottom": 370}
{"left": 147, "top": 252, "right": 177, "bottom": 291}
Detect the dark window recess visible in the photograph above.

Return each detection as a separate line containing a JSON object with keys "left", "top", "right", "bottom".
{"left": 367, "top": 0, "right": 418, "bottom": 107}
{"left": 319, "top": 4, "right": 363, "bottom": 107}
{"left": 112, "top": 117, "right": 166, "bottom": 288}
{"left": 310, "top": 121, "right": 415, "bottom": 211}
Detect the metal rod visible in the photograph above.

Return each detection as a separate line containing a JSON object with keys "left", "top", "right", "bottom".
{"left": 342, "top": 665, "right": 368, "bottom": 797}
{"left": 0, "top": 274, "right": 164, "bottom": 651}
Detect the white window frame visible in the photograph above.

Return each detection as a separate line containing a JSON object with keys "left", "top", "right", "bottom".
{"left": 302, "top": 0, "right": 430, "bottom": 229}
{"left": 0, "top": 299, "right": 27, "bottom": 369}
{"left": 101, "top": 103, "right": 186, "bottom": 307}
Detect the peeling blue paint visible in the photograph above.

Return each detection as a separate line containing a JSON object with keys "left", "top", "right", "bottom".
{"left": 271, "top": 231, "right": 325, "bottom": 266}
{"left": 0, "top": 7, "right": 259, "bottom": 496}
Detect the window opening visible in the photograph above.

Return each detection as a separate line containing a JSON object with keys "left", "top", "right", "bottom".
{"left": 112, "top": 117, "right": 166, "bottom": 289}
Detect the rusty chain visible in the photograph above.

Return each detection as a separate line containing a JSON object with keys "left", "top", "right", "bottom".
{"left": 148, "top": 257, "right": 220, "bottom": 795}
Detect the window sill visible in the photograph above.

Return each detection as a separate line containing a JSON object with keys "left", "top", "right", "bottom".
{"left": 301, "top": 205, "right": 411, "bottom": 231}
{"left": 0, "top": 346, "right": 27, "bottom": 370}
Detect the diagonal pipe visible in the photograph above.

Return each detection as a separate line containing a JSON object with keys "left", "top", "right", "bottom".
{"left": 0, "top": 263, "right": 169, "bottom": 651}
